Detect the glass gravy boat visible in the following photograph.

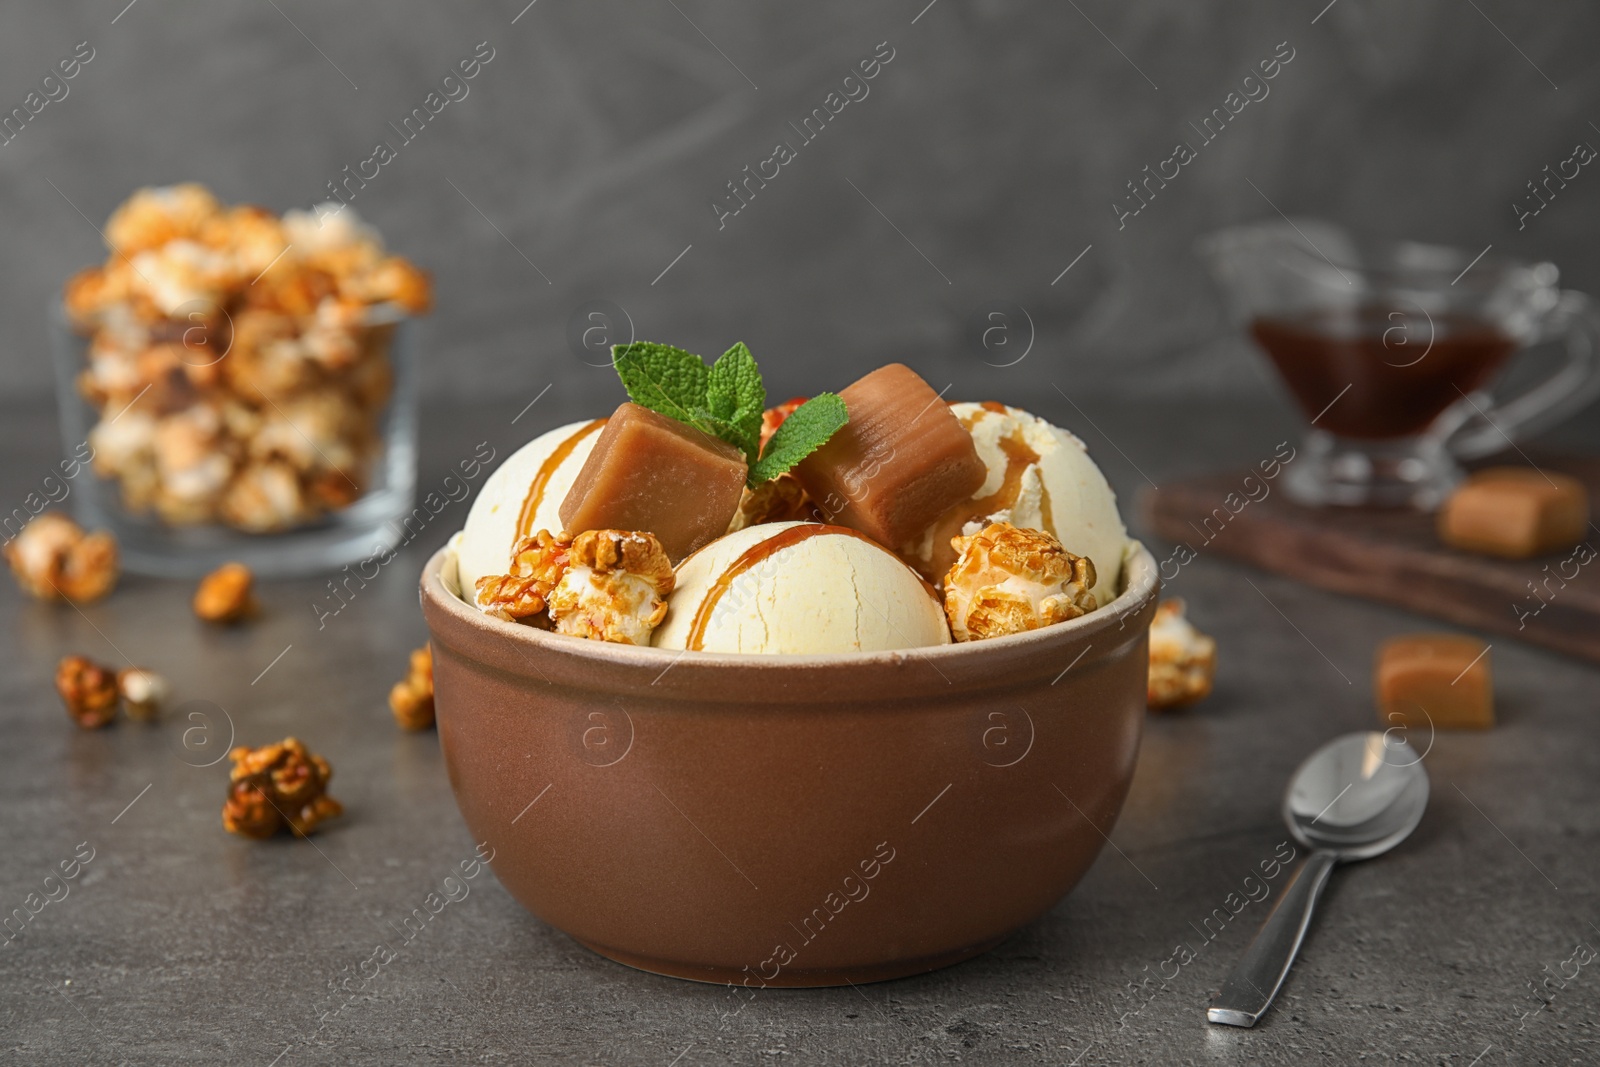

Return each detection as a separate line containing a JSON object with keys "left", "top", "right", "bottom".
{"left": 1199, "top": 220, "right": 1600, "bottom": 509}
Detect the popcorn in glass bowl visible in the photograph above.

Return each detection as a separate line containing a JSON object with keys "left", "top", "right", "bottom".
{"left": 53, "top": 184, "right": 431, "bottom": 576}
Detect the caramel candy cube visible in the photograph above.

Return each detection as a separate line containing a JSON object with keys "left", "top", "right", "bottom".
{"left": 1439, "top": 467, "right": 1588, "bottom": 559}
{"left": 794, "top": 363, "right": 985, "bottom": 552}
{"left": 559, "top": 403, "right": 747, "bottom": 562}
{"left": 1375, "top": 634, "right": 1493, "bottom": 731}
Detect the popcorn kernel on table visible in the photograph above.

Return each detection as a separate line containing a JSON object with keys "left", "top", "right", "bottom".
{"left": 1147, "top": 598, "right": 1217, "bottom": 710}
{"left": 1438, "top": 467, "right": 1588, "bottom": 559}
{"left": 1375, "top": 634, "right": 1493, "bottom": 731}
{"left": 56, "top": 655, "right": 120, "bottom": 729}
{"left": 222, "top": 737, "right": 342, "bottom": 838}
{"left": 559, "top": 402, "right": 748, "bottom": 563}
{"left": 3, "top": 512, "right": 120, "bottom": 603}
{"left": 793, "top": 363, "right": 986, "bottom": 554}
{"left": 193, "top": 561, "right": 256, "bottom": 623}
{"left": 117, "top": 667, "right": 169, "bottom": 722}
{"left": 389, "top": 645, "right": 436, "bottom": 731}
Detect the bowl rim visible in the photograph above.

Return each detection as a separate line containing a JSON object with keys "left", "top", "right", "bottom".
{"left": 421, "top": 538, "right": 1159, "bottom": 686}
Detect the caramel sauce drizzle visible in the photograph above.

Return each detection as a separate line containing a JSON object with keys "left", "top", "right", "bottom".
{"left": 686, "top": 524, "right": 934, "bottom": 651}
{"left": 514, "top": 419, "right": 606, "bottom": 542}
{"left": 916, "top": 421, "right": 1047, "bottom": 585}
{"left": 930, "top": 430, "right": 1041, "bottom": 546}
{"left": 970, "top": 432, "right": 1039, "bottom": 517}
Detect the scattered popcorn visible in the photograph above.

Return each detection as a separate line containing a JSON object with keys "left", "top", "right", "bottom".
{"left": 117, "top": 667, "right": 169, "bottom": 722}
{"left": 475, "top": 530, "right": 571, "bottom": 624}
{"left": 223, "top": 737, "right": 343, "bottom": 839}
{"left": 942, "top": 522, "right": 1097, "bottom": 642}
{"left": 389, "top": 645, "right": 436, "bottom": 731}
{"left": 63, "top": 185, "right": 431, "bottom": 532}
{"left": 547, "top": 530, "right": 674, "bottom": 645}
{"left": 55, "top": 655, "right": 120, "bottom": 729}
{"left": 3, "top": 512, "right": 119, "bottom": 603}
{"left": 193, "top": 561, "right": 256, "bottom": 623}
{"left": 1147, "top": 598, "right": 1217, "bottom": 711}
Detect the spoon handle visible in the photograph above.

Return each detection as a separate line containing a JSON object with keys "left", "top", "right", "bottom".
{"left": 1207, "top": 849, "right": 1337, "bottom": 1027}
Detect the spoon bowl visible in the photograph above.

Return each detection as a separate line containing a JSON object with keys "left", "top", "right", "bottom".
{"left": 1285, "top": 731, "right": 1430, "bottom": 860}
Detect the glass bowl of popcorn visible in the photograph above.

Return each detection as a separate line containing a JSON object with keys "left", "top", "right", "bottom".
{"left": 50, "top": 184, "right": 431, "bottom": 577}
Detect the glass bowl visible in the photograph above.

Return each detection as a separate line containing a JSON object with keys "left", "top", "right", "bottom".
{"left": 48, "top": 303, "right": 419, "bottom": 578}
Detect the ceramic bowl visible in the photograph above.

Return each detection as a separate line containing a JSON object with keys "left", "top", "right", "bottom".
{"left": 420, "top": 540, "right": 1158, "bottom": 987}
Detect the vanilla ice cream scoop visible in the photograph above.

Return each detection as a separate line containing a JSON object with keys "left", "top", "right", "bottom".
{"left": 456, "top": 418, "right": 607, "bottom": 596}
{"left": 654, "top": 522, "right": 951, "bottom": 654}
{"left": 909, "top": 403, "right": 1127, "bottom": 605}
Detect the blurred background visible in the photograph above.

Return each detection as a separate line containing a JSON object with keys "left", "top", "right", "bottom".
{"left": 2, "top": 0, "right": 1597, "bottom": 416}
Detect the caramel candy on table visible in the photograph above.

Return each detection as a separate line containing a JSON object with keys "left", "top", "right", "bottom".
{"left": 1375, "top": 634, "right": 1492, "bottom": 731}
{"left": 559, "top": 403, "right": 747, "bottom": 562}
{"left": 1438, "top": 467, "right": 1588, "bottom": 559}
{"left": 794, "top": 363, "right": 986, "bottom": 553}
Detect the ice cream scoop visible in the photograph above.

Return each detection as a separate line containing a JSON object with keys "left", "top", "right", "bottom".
{"left": 908, "top": 403, "right": 1127, "bottom": 605}
{"left": 456, "top": 419, "right": 607, "bottom": 596}
{"left": 653, "top": 521, "right": 951, "bottom": 654}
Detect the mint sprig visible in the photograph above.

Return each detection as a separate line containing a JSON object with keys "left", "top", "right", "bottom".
{"left": 611, "top": 340, "right": 847, "bottom": 488}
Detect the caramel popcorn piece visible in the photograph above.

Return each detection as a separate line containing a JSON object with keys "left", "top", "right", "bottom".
{"left": 152, "top": 405, "right": 234, "bottom": 525}
{"left": 389, "top": 645, "right": 436, "bottom": 731}
{"left": 352, "top": 256, "right": 434, "bottom": 315}
{"left": 218, "top": 461, "right": 308, "bottom": 533}
{"left": 1147, "top": 598, "right": 1217, "bottom": 711}
{"left": 942, "top": 522, "right": 1097, "bottom": 642}
{"left": 223, "top": 737, "right": 343, "bottom": 839}
{"left": 220, "top": 781, "right": 281, "bottom": 840}
{"left": 194, "top": 562, "right": 256, "bottom": 623}
{"left": 117, "top": 667, "right": 169, "bottom": 723}
{"left": 3, "top": 512, "right": 120, "bottom": 603}
{"left": 546, "top": 530, "right": 675, "bottom": 645}
{"left": 199, "top": 204, "right": 288, "bottom": 280}
{"left": 475, "top": 530, "right": 571, "bottom": 623}
{"left": 105, "top": 184, "right": 222, "bottom": 256}
{"left": 727, "top": 473, "right": 812, "bottom": 533}
{"left": 129, "top": 239, "right": 236, "bottom": 317}
{"left": 56, "top": 655, "right": 120, "bottom": 729}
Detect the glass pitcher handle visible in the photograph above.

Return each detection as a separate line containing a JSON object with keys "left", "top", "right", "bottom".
{"left": 1448, "top": 290, "right": 1600, "bottom": 460}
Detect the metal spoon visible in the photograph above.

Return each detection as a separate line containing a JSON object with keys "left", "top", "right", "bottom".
{"left": 1206, "top": 730, "right": 1430, "bottom": 1028}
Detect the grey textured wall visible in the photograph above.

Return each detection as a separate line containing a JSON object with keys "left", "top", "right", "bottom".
{"left": 3, "top": 1, "right": 1597, "bottom": 414}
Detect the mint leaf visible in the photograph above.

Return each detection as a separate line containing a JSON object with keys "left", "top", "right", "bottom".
{"left": 612, "top": 342, "right": 710, "bottom": 429}
{"left": 748, "top": 392, "right": 848, "bottom": 486}
{"left": 706, "top": 342, "right": 765, "bottom": 462}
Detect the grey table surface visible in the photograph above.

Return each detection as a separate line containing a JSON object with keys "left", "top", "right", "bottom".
{"left": 3, "top": 395, "right": 1598, "bottom": 1066}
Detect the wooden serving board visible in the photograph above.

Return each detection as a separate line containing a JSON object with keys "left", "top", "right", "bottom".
{"left": 1140, "top": 455, "right": 1600, "bottom": 664}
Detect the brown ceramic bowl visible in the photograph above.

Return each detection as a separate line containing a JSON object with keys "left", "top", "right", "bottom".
{"left": 420, "top": 541, "right": 1158, "bottom": 987}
